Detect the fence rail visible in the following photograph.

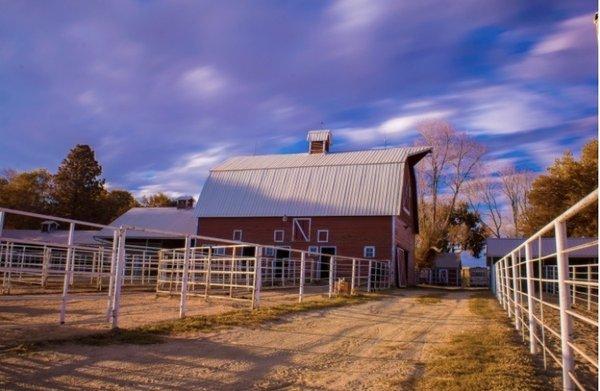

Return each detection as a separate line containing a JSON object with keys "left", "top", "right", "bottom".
{"left": 493, "top": 189, "right": 598, "bottom": 391}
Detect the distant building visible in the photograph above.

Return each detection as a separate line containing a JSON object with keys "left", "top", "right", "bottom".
{"left": 195, "top": 130, "right": 431, "bottom": 287}
{"left": 2, "top": 220, "right": 99, "bottom": 246}
{"left": 96, "top": 196, "right": 197, "bottom": 248}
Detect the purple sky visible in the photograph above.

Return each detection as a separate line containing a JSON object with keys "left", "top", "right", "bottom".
{"left": 0, "top": 1, "right": 597, "bottom": 197}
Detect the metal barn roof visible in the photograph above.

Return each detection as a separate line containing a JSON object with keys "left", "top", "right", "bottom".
{"left": 196, "top": 146, "right": 431, "bottom": 217}
{"left": 486, "top": 238, "right": 598, "bottom": 259}
{"left": 97, "top": 207, "right": 197, "bottom": 238}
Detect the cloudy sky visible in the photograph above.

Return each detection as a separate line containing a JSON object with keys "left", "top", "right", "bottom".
{"left": 0, "top": 0, "right": 596, "bottom": 196}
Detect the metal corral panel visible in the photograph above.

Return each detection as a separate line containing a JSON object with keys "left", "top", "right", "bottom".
{"left": 196, "top": 146, "right": 431, "bottom": 217}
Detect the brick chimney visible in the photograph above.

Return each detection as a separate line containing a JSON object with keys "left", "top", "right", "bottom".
{"left": 307, "top": 130, "right": 332, "bottom": 154}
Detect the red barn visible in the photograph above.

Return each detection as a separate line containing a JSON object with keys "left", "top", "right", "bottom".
{"left": 195, "top": 131, "right": 430, "bottom": 287}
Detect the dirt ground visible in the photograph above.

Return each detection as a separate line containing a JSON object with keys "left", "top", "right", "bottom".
{"left": 0, "top": 286, "right": 332, "bottom": 348}
{"left": 0, "top": 290, "right": 486, "bottom": 390}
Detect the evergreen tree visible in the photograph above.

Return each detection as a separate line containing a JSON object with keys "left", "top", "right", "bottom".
{"left": 52, "top": 145, "right": 105, "bottom": 221}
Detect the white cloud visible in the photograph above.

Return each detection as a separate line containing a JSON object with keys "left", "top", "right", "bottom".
{"left": 133, "top": 144, "right": 232, "bottom": 197}
{"left": 504, "top": 14, "right": 595, "bottom": 82}
{"left": 464, "top": 86, "right": 561, "bottom": 134}
{"left": 179, "top": 66, "right": 229, "bottom": 98}
{"left": 337, "top": 109, "right": 452, "bottom": 143}
{"left": 77, "top": 90, "right": 104, "bottom": 114}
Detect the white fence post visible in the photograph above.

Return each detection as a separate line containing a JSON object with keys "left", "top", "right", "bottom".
{"left": 204, "top": 247, "right": 212, "bottom": 301}
{"left": 59, "top": 223, "right": 75, "bottom": 324}
{"left": 511, "top": 252, "right": 521, "bottom": 331}
{"left": 351, "top": 258, "right": 356, "bottom": 295}
{"left": 110, "top": 228, "right": 127, "bottom": 329}
{"left": 328, "top": 256, "right": 335, "bottom": 298}
{"left": 179, "top": 236, "right": 191, "bottom": 318}
{"left": 252, "top": 246, "right": 262, "bottom": 309}
{"left": 367, "top": 260, "right": 372, "bottom": 293}
{"left": 299, "top": 252, "right": 306, "bottom": 303}
{"left": 41, "top": 246, "right": 50, "bottom": 287}
{"left": 525, "top": 242, "right": 538, "bottom": 354}
{"left": 0, "top": 211, "right": 5, "bottom": 237}
{"left": 106, "top": 230, "right": 119, "bottom": 320}
{"left": 555, "top": 221, "right": 574, "bottom": 391}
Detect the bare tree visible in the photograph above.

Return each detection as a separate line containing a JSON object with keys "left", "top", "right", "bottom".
{"left": 499, "top": 166, "right": 534, "bottom": 237}
{"left": 414, "top": 120, "right": 487, "bottom": 264}
{"left": 464, "top": 173, "right": 504, "bottom": 238}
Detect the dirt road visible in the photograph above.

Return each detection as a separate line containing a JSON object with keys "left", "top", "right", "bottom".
{"left": 0, "top": 290, "right": 483, "bottom": 390}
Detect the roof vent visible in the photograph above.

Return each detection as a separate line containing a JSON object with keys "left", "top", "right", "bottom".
{"left": 307, "top": 130, "right": 332, "bottom": 154}
{"left": 41, "top": 220, "right": 59, "bottom": 233}
{"left": 176, "top": 195, "right": 195, "bottom": 209}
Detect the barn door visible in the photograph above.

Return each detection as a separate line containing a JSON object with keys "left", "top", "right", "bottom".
{"left": 292, "top": 218, "right": 311, "bottom": 242}
{"left": 396, "top": 247, "right": 407, "bottom": 288}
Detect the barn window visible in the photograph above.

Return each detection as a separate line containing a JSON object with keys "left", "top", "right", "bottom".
{"left": 364, "top": 246, "right": 376, "bottom": 258}
{"left": 292, "top": 218, "right": 311, "bottom": 242}
{"left": 264, "top": 247, "right": 275, "bottom": 257}
{"left": 213, "top": 247, "right": 226, "bottom": 256}
{"left": 317, "top": 230, "right": 329, "bottom": 243}
{"left": 233, "top": 229, "right": 243, "bottom": 241}
{"left": 308, "top": 245, "right": 319, "bottom": 254}
{"left": 274, "top": 229, "right": 284, "bottom": 243}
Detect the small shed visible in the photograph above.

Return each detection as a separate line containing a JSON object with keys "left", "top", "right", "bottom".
{"left": 462, "top": 267, "right": 489, "bottom": 287}
{"left": 431, "top": 252, "right": 462, "bottom": 286}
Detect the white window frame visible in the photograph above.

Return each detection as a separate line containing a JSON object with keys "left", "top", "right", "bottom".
{"left": 292, "top": 218, "right": 311, "bottom": 242}
{"left": 233, "top": 229, "right": 243, "bottom": 241}
{"left": 364, "top": 246, "right": 376, "bottom": 258}
{"left": 317, "top": 229, "right": 329, "bottom": 243}
{"left": 273, "top": 229, "right": 285, "bottom": 243}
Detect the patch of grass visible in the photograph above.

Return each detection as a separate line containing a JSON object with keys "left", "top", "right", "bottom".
{"left": 415, "top": 292, "right": 445, "bottom": 305}
{"left": 6, "top": 294, "right": 382, "bottom": 352}
{"left": 414, "top": 292, "right": 557, "bottom": 391}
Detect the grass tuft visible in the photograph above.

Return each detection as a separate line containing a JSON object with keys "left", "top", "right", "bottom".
{"left": 415, "top": 292, "right": 444, "bottom": 305}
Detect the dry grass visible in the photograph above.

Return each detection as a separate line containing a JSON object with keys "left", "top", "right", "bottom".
{"left": 415, "top": 292, "right": 444, "bottom": 304}
{"left": 414, "top": 292, "right": 559, "bottom": 391}
{"left": 6, "top": 293, "right": 381, "bottom": 352}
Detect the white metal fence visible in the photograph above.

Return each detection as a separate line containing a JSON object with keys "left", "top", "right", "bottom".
{"left": 0, "top": 207, "right": 392, "bottom": 334}
{"left": 493, "top": 190, "right": 598, "bottom": 390}
{"left": 157, "top": 244, "right": 391, "bottom": 311}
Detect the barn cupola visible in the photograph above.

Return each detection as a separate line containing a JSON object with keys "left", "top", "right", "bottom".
{"left": 307, "top": 130, "right": 332, "bottom": 154}
{"left": 176, "top": 195, "right": 195, "bottom": 209}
